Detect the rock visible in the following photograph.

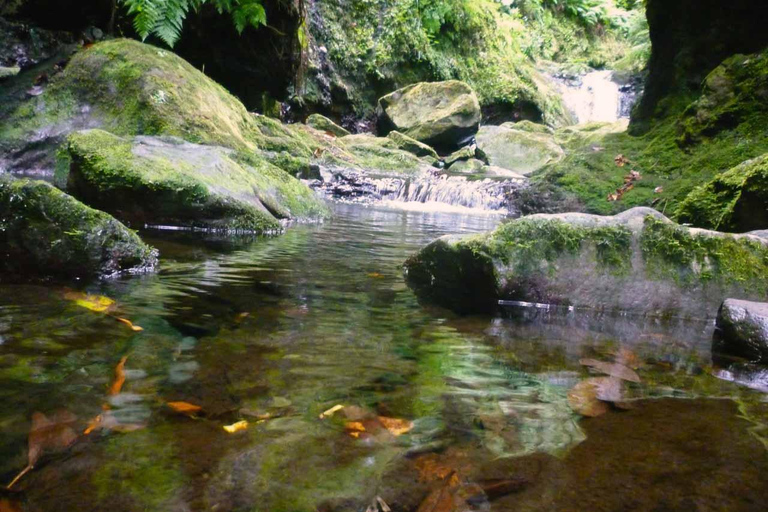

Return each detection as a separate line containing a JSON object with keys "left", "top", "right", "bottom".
{"left": 404, "top": 207, "right": 768, "bottom": 316}
{"left": 0, "top": 39, "right": 312, "bottom": 176}
{"left": 306, "top": 113, "right": 350, "bottom": 137}
{"left": 633, "top": 0, "right": 768, "bottom": 132}
{"left": 0, "top": 175, "right": 157, "bottom": 279}
{"left": 475, "top": 124, "right": 564, "bottom": 176}
{"left": 714, "top": 299, "right": 768, "bottom": 364}
{"left": 61, "top": 130, "right": 329, "bottom": 233}
{"left": 678, "top": 50, "right": 768, "bottom": 145}
{"left": 376, "top": 81, "right": 481, "bottom": 152}
{"left": 676, "top": 153, "right": 768, "bottom": 232}
{"left": 443, "top": 145, "right": 476, "bottom": 169}
{"left": 445, "top": 159, "right": 486, "bottom": 175}
{"left": 386, "top": 131, "right": 438, "bottom": 160}
{"left": 0, "top": 17, "right": 74, "bottom": 70}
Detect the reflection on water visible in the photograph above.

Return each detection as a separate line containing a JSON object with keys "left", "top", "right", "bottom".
{"left": 1, "top": 203, "right": 767, "bottom": 511}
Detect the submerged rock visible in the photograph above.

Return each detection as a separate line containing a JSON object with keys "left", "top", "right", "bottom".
{"left": 0, "top": 175, "right": 157, "bottom": 279}
{"left": 404, "top": 207, "right": 768, "bottom": 316}
{"left": 306, "top": 113, "right": 350, "bottom": 137}
{"left": 676, "top": 153, "right": 768, "bottom": 233}
{"left": 714, "top": 299, "right": 768, "bottom": 364}
{"left": 376, "top": 81, "right": 481, "bottom": 152}
{"left": 61, "top": 130, "right": 329, "bottom": 233}
{"left": 475, "top": 123, "right": 564, "bottom": 176}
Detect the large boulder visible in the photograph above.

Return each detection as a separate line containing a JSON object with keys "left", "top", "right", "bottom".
{"left": 714, "top": 299, "right": 768, "bottom": 364}
{"left": 404, "top": 207, "right": 768, "bottom": 316}
{"left": 0, "top": 175, "right": 157, "bottom": 279}
{"left": 60, "top": 130, "right": 329, "bottom": 233}
{"left": 475, "top": 123, "right": 564, "bottom": 176}
{"left": 0, "top": 39, "right": 303, "bottom": 175}
{"left": 676, "top": 154, "right": 768, "bottom": 233}
{"left": 376, "top": 81, "right": 481, "bottom": 152}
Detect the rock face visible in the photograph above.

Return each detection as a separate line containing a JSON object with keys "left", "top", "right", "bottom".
{"left": 714, "top": 299, "right": 768, "bottom": 364}
{"left": 404, "top": 207, "right": 768, "bottom": 316}
{"left": 376, "top": 81, "right": 481, "bottom": 152}
{"left": 0, "top": 175, "right": 157, "bottom": 279}
{"left": 676, "top": 154, "right": 768, "bottom": 233}
{"left": 475, "top": 123, "right": 564, "bottom": 176}
{"left": 61, "top": 130, "right": 329, "bottom": 232}
{"left": 633, "top": 0, "right": 768, "bottom": 131}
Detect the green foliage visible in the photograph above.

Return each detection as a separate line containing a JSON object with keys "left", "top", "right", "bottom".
{"left": 120, "top": 0, "right": 267, "bottom": 47}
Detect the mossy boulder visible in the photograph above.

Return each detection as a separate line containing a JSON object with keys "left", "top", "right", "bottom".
{"left": 61, "top": 130, "right": 329, "bottom": 233}
{"left": 475, "top": 124, "right": 564, "bottom": 176}
{"left": 325, "top": 134, "right": 428, "bottom": 175}
{"left": 386, "top": 131, "right": 438, "bottom": 160}
{"left": 0, "top": 175, "right": 157, "bottom": 279}
{"left": 306, "top": 114, "right": 350, "bottom": 137}
{"left": 0, "top": 39, "right": 308, "bottom": 175}
{"left": 404, "top": 207, "right": 768, "bottom": 317}
{"left": 679, "top": 50, "right": 768, "bottom": 145}
{"left": 376, "top": 81, "right": 481, "bottom": 152}
{"left": 676, "top": 154, "right": 768, "bottom": 233}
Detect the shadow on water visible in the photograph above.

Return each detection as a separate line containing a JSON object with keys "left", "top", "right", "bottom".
{"left": 0, "top": 203, "right": 767, "bottom": 511}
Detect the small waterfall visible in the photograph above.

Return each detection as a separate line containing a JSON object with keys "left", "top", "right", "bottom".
{"left": 556, "top": 70, "right": 631, "bottom": 124}
{"left": 314, "top": 166, "right": 524, "bottom": 214}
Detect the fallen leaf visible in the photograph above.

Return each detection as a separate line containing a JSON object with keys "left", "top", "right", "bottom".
{"left": 319, "top": 404, "right": 344, "bottom": 419}
{"left": 614, "top": 154, "right": 630, "bottom": 167}
{"left": 377, "top": 416, "right": 413, "bottom": 436}
{"left": 167, "top": 401, "right": 203, "bottom": 415}
{"left": 367, "top": 272, "right": 385, "bottom": 279}
{"left": 108, "top": 356, "right": 128, "bottom": 396}
{"left": 64, "top": 291, "right": 116, "bottom": 313}
{"left": 115, "top": 317, "right": 143, "bottom": 331}
{"left": 580, "top": 359, "right": 641, "bottom": 382}
{"left": 344, "top": 421, "right": 366, "bottom": 438}
{"left": 7, "top": 410, "right": 78, "bottom": 489}
{"left": 83, "top": 410, "right": 146, "bottom": 434}
{"left": 416, "top": 472, "right": 463, "bottom": 512}
{"left": 223, "top": 420, "right": 249, "bottom": 433}
{"left": 567, "top": 378, "right": 610, "bottom": 418}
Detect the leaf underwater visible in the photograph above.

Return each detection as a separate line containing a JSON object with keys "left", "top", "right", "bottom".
{"left": 167, "top": 402, "right": 203, "bottom": 415}
{"left": 580, "top": 358, "right": 641, "bottom": 382}
{"left": 567, "top": 378, "right": 611, "bottom": 417}
{"left": 64, "top": 291, "right": 144, "bottom": 331}
{"left": 223, "top": 420, "right": 249, "bottom": 433}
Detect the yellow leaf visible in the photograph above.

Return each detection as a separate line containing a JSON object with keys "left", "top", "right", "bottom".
{"left": 115, "top": 317, "right": 143, "bottom": 331}
{"left": 108, "top": 356, "right": 128, "bottom": 396}
{"left": 344, "top": 421, "right": 366, "bottom": 438}
{"left": 223, "top": 420, "right": 249, "bottom": 433}
{"left": 64, "top": 291, "right": 116, "bottom": 313}
{"left": 378, "top": 416, "right": 414, "bottom": 436}
{"left": 319, "top": 404, "right": 344, "bottom": 419}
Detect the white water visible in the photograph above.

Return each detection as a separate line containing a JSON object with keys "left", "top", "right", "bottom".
{"left": 559, "top": 70, "right": 623, "bottom": 124}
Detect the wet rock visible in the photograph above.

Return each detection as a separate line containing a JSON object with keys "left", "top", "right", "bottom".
{"left": 306, "top": 113, "right": 350, "bottom": 137}
{"left": 376, "top": 81, "right": 481, "bottom": 152}
{"left": 0, "top": 175, "right": 157, "bottom": 279}
{"left": 405, "top": 207, "right": 768, "bottom": 316}
{"left": 62, "top": 130, "right": 329, "bottom": 232}
{"left": 0, "top": 17, "right": 74, "bottom": 70}
{"left": 714, "top": 299, "right": 768, "bottom": 364}
{"left": 443, "top": 146, "right": 476, "bottom": 169}
{"left": 475, "top": 123, "right": 564, "bottom": 176}
{"left": 676, "top": 153, "right": 768, "bottom": 233}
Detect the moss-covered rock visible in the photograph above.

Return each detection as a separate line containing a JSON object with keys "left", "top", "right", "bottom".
{"left": 386, "top": 131, "right": 438, "bottom": 160}
{"left": 0, "top": 175, "right": 157, "bottom": 279}
{"left": 61, "top": 130, "right": 329, "bottom": 233}
{"left": 326, "top": 134, "right": 428, "bottom": 175}
{"left": 306, "top": 113, "right": 350, "bottom": 137}
{"left": 676, "top": 154, "right": 768, "bottom": 233}
{"left": 476, "top": 124, "right": 564, "bottom": 176}
{"left": 678, "top": 51, "right": 768, "bottom": 145}
{"left": 405, "top": 208, "right": 768, "bottom": 317}
{"left": 376, "top": 81, "right": 481, "bottom": 152}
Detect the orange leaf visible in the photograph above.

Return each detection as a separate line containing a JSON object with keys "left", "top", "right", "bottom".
{"left": 167, "top": 401, "right": 203, "bottom": 414}
{"left": 223, "top": 420, "right": 248, "bottom": 433}
{"left": 345, "top": 421, "right": 366, "bottom": 438}
{"left": 367, "top": 272, "right": 385, "bottom": 279}
{"left": 115, "top": 317, "right": 143, "bottom": 331}
{"left": 378, "top": 416, "right": 413, "bottom": 436}
{"left": 108, "top": 356, "right": 128, "bottom": 396}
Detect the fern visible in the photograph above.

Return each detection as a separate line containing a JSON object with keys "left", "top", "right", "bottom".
{"left": 120, "top": 0, "right": 268, "bottom": 47}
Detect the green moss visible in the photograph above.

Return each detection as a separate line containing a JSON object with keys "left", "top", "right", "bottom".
{"left": 482, "top": 218, "right": 633, "bottom": 274}
{"left": 676, "top": 154, "right": 768, "bottom": 232}
{"left": 640, "top": 216, "right": 768, "bottom": 291}
{"left": 64, "top": 129, "right": 328, "bottom": 233}
{"left": 0, "top": 175, "right": 157, "bottom": 278}
{"left": 306, "top": 113, "right": 350, "bottom": 137}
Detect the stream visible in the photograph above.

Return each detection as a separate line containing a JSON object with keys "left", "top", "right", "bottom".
{"left": 1, "top": 203, "right": 767, "bottom": 511}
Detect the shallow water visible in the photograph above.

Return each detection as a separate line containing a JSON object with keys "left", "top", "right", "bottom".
{"left": 1, "top": 203, "right": 767, "bottom": 511}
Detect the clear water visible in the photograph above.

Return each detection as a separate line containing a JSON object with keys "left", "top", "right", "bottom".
{"left": 1, "top": 203, "right": 767, "bottom": 511}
